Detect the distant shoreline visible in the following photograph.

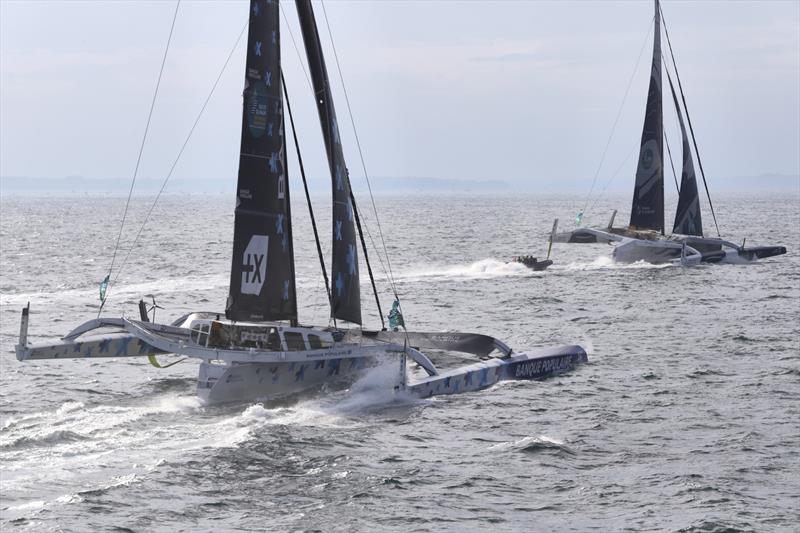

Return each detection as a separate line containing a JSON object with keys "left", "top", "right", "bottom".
{"left": 1, "top": 174, "right": 797, "bottom": 196}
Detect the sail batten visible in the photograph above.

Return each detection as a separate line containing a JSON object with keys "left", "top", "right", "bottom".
{"left": 630, "top": 0, "right": 664, "bottom": 234}
{"left": 226, "top": 0, "right": 297, "bottom": 322}
{"left": 296, "top": 0, "right": 362, "bottom": 325}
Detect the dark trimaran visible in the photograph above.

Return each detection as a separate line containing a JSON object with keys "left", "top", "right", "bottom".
{"left": 553, "top": 0, "right": 786, "bottom": 265}
{"left": 15, "top": 0, "right": 586, "bottom": 404}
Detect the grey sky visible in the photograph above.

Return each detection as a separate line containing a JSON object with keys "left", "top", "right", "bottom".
{"left": 1, "top": 0, "right": 798, "bottom": 193}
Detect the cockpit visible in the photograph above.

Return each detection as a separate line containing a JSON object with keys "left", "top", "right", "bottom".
{"left": 187, "top": 318, "right": 333, "bottom": 352}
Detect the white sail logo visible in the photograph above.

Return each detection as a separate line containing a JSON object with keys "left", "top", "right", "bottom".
{"left": 241, "top": 235, "right": 269, "bottom": 295}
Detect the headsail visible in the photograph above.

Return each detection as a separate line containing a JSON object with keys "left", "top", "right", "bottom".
{"left": 226, "top": 0, "right": 297, "bottom": 322}
{"left": 668, "top": 73, "right": 703, "bottom": 236}
{"left": 296, "top": 0, "right": 362, "bottom": 325}
{"left": 630, "top": 0, "right": 664, "bottom": 234}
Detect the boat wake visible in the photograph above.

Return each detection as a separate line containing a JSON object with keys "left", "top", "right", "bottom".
{"left": 559, "top": 256, "right": 673, "bottom": 271}
{"left": 395, "top": 258, "right": 534, "bottom": 282}
{"left": 0, "top": 394, "right": 259, "bottom": 522}
{"left": 227, "top": 359, "right": 433, "bottom": 435}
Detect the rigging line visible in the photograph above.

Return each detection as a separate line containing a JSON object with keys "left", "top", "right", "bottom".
{"left": 664, "top": 131, "right": 680, "bottom": 195}
{"left": 319, "top": 0, "right": 400, "bottom": 301}
{"left": 347, "top": 178, "right": 385, "bottom": 329}
{"left": 660, "top": 5, "right": 721, "bottom": 237}
{"left": 579, "top": 15, "right": 654, "bottom": 222}
{"left": 279, "top": 3, "right": 313, "bottom": 93}
{"left": 99, "top": 0, "right": 181, "bottom": 317}
{"left": 354, "top": 200, "right": 391, "bottom": 289}
{"left": 661, "top": 54, "right": 681, "bottom": 196}
{"left": 662, "top": 57, "right": 683, "bottom": 196}
{"left": 587, "top": 143, "right": 638, "bottom": 216}
{"left": 111, "top": 19, "right": 248, "bottom": 291}
{"left": 282, "top": 70, "right": 333, "bottom": 309}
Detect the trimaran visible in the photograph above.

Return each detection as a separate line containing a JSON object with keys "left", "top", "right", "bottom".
{"left": 15, "top": 0, "right": 586, "bottom": 405}
{"left": 553, "top": 0, "right": 787, "bottom": 265}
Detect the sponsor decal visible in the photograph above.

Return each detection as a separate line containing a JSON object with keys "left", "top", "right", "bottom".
{"left": 246, "top": 81, "right": 269, "bottom": 138}
{"left": 277, "top": 174, "right": 285, "bottom": 199}
{"left": 514, "top": 355, "right": 577, "bottom": 379}
{"left": 305, "top": 349, "right": 353, "bottom": 359}
{"left": 429, "top": 335, "right": 462, "bottom": 343}
{"left": 241, "top": 235, "right": 269, "bottom": 295}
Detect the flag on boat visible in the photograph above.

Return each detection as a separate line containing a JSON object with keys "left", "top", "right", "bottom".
{"left": 99, "top": 274, "right": 110, "bottom": 302}
{"left": 388, "top": 299, "right": 405, "bottom": 330}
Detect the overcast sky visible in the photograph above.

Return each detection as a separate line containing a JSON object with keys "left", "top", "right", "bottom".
{"left": 1, "top": 0, "right": 798, "bottom": 193}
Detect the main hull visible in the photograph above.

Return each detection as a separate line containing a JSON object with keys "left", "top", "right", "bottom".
{"left": 612, "top": 235, "right": 787, "bottom": 265}
{"left": 197, "top": 357, "right": 372, "bottom": 404}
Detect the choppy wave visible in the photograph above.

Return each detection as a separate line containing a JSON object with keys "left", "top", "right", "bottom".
{"left": 488, "top": 435, "right": 577, "bottom": 456}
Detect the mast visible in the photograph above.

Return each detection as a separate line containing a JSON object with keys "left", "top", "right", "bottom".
{"left": 295, "top": 0, "right": 362, "bottom": 325}
{"left": 667, "top": 72, "right": 703, "bottom": 236}
{"left": 226, "top": 0, "right": 297, "bottom": 323}
{"left": 629, "top": 0, "right": 664, "bottom": 234}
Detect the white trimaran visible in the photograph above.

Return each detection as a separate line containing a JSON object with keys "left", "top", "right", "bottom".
{"left": 15, "top": 0, "right": 586, "bottom": 405}
{"left": 553, "top": 0, "right": 787, "bottom": 265}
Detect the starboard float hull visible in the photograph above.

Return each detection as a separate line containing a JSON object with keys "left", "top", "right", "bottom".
{"left": 407, "top": 345, "right": 587, "bottom": 398}
{"left": 738, "top": 246, "right": 787, "bottom": 261}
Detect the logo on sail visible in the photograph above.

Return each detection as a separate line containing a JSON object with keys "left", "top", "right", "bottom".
{"left": 241, "top": 235, "right": 269, "bottom": 295}
{"left": 246, "top": 80, "right": 269, "bottom": 138}
{"left": 642, "top": 148, "right": 654, "bottom": 169}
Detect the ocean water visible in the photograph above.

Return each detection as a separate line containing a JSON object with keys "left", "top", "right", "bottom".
{"left": 1, "top": 192, "right": 798, "bottom": 532}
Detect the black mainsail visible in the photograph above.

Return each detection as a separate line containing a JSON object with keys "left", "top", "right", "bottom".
{"left": 630, "top": 0, "right": 664, "bottom": 234}
{"left": 226, "top": 0, "right": 297, "bottom": 322}
{"left": 296, "top": 0, "right": 361, "bottom": 325}
{"left": 668, "top": 74, "right": 703, "bottom": 236}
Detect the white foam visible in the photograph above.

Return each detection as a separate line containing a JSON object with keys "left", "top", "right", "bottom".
{"left": 397, "top": 258, "right": 534, "bottom": 282}
{"left": 488, "top": 434, "right": 565, "bottom": 451}
{"left": 560, "top": 255, "right": 672, "bottom": 271}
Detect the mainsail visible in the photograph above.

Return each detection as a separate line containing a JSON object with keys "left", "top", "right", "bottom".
{"left": 296, "top": 0, "right": 362, "bottom": 325}
{"left": 668, "top": 73, "right": 703, "bottom": 236}
{"left": 226, "top": 0, "right": 297, "bottom": 322}
{"left": 630, "top": 0, "right": 664, "bottom": 234}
